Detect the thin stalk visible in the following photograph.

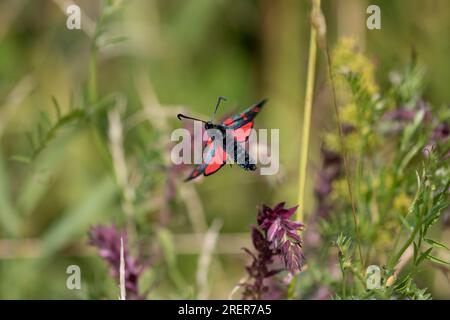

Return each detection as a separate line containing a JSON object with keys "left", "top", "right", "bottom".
{"left": 88, "top": 52, "right": 98, "bottom": 105}
{"left": 119, "top": 237, "right": 126, "bottom": 300}
{"left": 88, "top": 1, "right": 104, "bottom": 106}
{"left": 324, "top": 47, "right": 364, "bottom": 268}
{"left": 342, "top": 271, "right": 347, "bottom": 298}
{"left": 306, "top": 0, "right": 365, "bottom": 275}
{"left": 388, "top": 183, "right": 425, "bottom": 269}
{"left": 289, "top": 0, "right": 320, "bottom": 300}
{"left": 296, "top": 0, "right": 320, "bottom": 223}
{"left": 389, "top": 218, "right": 420, "bottom": 270}
{"left": 310, "top": 0, "right": 364, "bottom": 267}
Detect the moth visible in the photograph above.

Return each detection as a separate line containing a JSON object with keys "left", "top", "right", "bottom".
{"left": 177, "top": 97, "right": 267, "bottom": 181}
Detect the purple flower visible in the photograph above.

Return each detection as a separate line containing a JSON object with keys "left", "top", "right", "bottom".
{"left": 241, "top": 203, "right": 304, "bottom": 300}
{"left": 384, "top": 108, "right": 417, "bottom": 122}
{"left": 260, "top": 276, "right": 287, "bottom": 300}
{"left": 431, "top": 122, "right": 449, "bottom": 142}
{"left": 241, "top": 227, "right": 278, "bottom": 300}
{"left": 315, "top": 150, "right": 342, "bottom": 198}
{"left": 341, "top": 123, "right": 356, "bottom": 135}
{"left": 257, "top": 203, "right": 304, "bottom": 273}
{"left": 88, "top": 224, "right": 148, "bottom": 300}
{"left": 382, "top": 101, "right": 432, "bottom": 134}
{"left": 424, "top": 122, "right": 449, "bottom": 159}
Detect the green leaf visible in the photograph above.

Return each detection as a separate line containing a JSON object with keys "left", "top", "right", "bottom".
{"left": 413, "top": 242, "right": 419, "bottom": 263}
{"left": 51, "top": 96, "right": 62, "bottom": 119}
{"left": 40, "top": 177, "right": 117, "bottom": 257}
{"left": 398, "top": 214, "right": 412, "bottom": 230}
{"left": 9, "top": 155, "right": 31, "bottom": 164}
{"left": 0, "top": 151, "right": 21, "bottom": 236}
{"left": 157, "top": 228, "right": 177, "bottom": 267}
{"left": 415, "top": 247, "right": 433, "bottom": 266}
{"left": 26, "top": 131, "right": 35, "bottom": 150}
{"left": 424, "top": 238, "right": 449, "bottom": 250}
{"left": 427, "top": 255, "right": 450, "bottom": 266}
{"left": 40, "top": 111, "right": 52, "bottom": 129}
{"left": 17, "top": 132, "right": 73, "bottom": 215}
{"left": 156, "top": 228, "right": 188, "bottom": 294}
{"left": 101, "top": 36, "right": 128, "bottom": 47}
{"left": 394, "top": 274, "right": 410, "bottom": 292}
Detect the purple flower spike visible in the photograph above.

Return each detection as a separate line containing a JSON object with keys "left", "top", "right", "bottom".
{"left": 88, "top": 224, "right": 149, "bottom": 300}
{"left": 241, "top": 202, "right": 304, "bottom": 300}
{"left": 256, "top": 203, "right": 304, "bottom": 274}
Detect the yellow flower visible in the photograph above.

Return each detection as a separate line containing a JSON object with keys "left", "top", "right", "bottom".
{"left": 330, "top": 179, "right": 348, "bottom": 201}
{"left": 324, "top": 133, "right": 340, "bottom": 153}
{"left": 372, "top": 177, "right": 380, "bottom": 190}
{"left": 332, "top": 37, "right": 379, "bottom": 96}
{"left": 384, "top": 175, "right": 394, "bottom": 189}
{"left": 393, "top": 192, "right": 412, "bottom": 215}
{"left": 375, "top": 220, "right": 399, "bottom": 249}
{"left": 341, "top": 103, "right": 359, "bottom": 126}
{"left": 344, "top": 131, "right": 360, "bottom": 153}
{"left": 323, "top": 130, "right": 359, "bottom": 154}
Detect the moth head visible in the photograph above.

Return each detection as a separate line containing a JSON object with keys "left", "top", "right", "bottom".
{"left": 204, "top": 121, "right": 214, "bottom": 130}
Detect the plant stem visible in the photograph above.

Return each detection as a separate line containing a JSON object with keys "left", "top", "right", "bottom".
{"left": 389, "top": 221, "right": 420, "bottom": 271}
{"left": 119, "top": 237, "right": 126, "bottom": 300}
{"left": 307, "top": 0, "right": 365, "bottom": 270}
{"left": 296, "top": 0, "right": 320, "bottom": 223}
{"left": 88, "top": 2, "right": 103, "bottom": 106}
{"left": 88, "top": 52, "right": 98, "bottom": 105}
{"left": 388, "top": 183, "right": 424, "bottom": 269}
{"left": 289, "top": 0, "right": 320, "bottom": 300}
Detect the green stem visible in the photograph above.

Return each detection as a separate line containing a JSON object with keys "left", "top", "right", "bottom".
{"left": 296, "top": 0, "right": 320, "bottom": 223}
{"left": 88, "top": 52, "right": 98, "bottom": 105}
{"left": 342, "top": 271, "right": 347, "bottom": 297}
{"left": 324, "top": 47, "right": 364, "bottom": 268}
{"left": 288, "top": 0, "right": 320, "bottom": 300}
{"left": 388, "top": 220, "right": 419, "bottom": 270}
{"left": 388, "top": 191, "right": 423, "bottom": 270}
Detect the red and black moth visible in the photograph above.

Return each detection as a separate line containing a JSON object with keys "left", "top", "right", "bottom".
{"left": 177, "top": 97, "right": 267, "bottom": 181}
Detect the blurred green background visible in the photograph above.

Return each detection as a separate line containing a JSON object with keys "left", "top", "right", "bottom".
{"left": 0, "top": 0, "right": 449, "bottom": 299}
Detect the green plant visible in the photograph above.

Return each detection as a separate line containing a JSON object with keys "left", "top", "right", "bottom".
{"left": 298, "top": 37, "right": 449, "bottom": 300}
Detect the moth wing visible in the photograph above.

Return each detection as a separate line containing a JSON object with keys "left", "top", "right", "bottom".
{"left": 185, "top": 139, "right": 227, "bottom": 181}
{"left": 221, "top": 99, "right": 266, "bottom": 130}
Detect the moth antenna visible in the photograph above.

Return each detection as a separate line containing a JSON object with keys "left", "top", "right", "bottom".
{"left": 211, "top": 96, "right": 227, "bottom": 122}
{"left": 177, "top": 113, "right": 207, "bottom": 123}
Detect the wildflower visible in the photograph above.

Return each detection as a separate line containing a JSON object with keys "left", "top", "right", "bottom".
{"left": 431, "top": 122, "right": 449, "bottom": 142}
{"left": 393, "top": 192, "right": 411, "bottom": 215}
{"left": 384, "top": 108, "right": 416, "bottom": 122}
{"left": 424, "top": 122, "right": 449, "bottom": 159}
{"left": 88, "top": 224, "right": 148, "bottom": 299}
{"left": 340, "top": 103, "right": 358, "bottom": 128}
{"left": 383, "top": 100, "right": 432, "bottom": 134}
{"left": 314, "top": 149, "right": 342, "bottom": 219}
{"left": 241, "top": 227, "right": 279, "bottom": 300}
{"left": 241, "top": 203, "right": 304, "bottom": 300}
{"left": 332, "top": 37, "right": 379, "bottom": 96}
{"left": 305, "top": 148, "right": 344, "bottom": 249}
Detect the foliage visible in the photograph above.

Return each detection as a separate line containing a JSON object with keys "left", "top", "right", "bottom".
{"left": 303, "top": 38, "right": 450, "bottom": 300}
